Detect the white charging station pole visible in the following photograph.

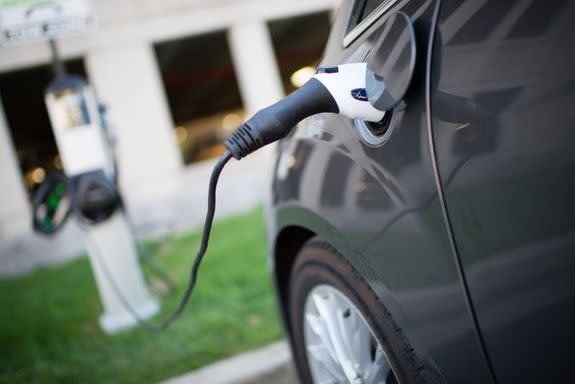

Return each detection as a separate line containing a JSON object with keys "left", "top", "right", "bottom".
{"left": 2, "top": 0, "right": 159, "bottom": 333}
{"left": 45, "top": 77, "right": 159, "bottom": 334}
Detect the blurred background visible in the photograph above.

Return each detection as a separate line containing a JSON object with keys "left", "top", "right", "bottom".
{"left": 0, "top": 0, "right": 339, "bottom": 382}
{"left": 0, "top": 0, "right": 337, "bottom": 273}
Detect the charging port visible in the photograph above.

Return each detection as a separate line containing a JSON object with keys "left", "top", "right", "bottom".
{"left": 365, "top": 109, "right": 393, "bottom": 136}
{"left": 355, "top": 108, "right": 396, "bottom": 147}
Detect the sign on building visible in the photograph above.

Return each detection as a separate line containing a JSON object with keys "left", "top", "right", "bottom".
{"left": 0, "top": 0, "right": 95, "bottom": 47}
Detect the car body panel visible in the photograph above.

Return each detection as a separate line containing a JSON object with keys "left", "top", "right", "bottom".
{"left": 267, "top": 0, "right": 495, "bottom": 382}
{"left": 431, "top": 0, "right": 575, "bottom": 382}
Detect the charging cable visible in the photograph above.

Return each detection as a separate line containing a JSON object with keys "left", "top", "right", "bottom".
{"left": 84, "top": 62, "right": 394, "bottom": 331}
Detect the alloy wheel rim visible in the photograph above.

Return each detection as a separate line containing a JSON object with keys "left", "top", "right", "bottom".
{"left": 303, "top": 284, "right": 399, "bottom": 384}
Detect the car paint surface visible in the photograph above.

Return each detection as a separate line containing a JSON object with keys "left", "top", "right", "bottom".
{"left": 431, "top": 0, "right": 575, "bottom": 382}
{"left": 266, "top": 0, "right": 574, "bottom": 382}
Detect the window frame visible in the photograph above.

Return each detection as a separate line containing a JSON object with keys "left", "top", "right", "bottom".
{"left": 343, "top": 0, "right": 401, "bottom": 47}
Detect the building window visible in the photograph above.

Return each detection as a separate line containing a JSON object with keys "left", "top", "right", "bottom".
{"left": 268, "top": 11, "right": 332, "bottom": 94}
{"left": 154, "top": 30, "right": 244, "bottom": 165}
{"left": 0, "top": 59, "right": 86, "bottom": 198}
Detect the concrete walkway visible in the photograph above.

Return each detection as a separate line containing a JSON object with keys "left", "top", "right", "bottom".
{"left": 160, "top": 341, "right": 297, "bottom": 384}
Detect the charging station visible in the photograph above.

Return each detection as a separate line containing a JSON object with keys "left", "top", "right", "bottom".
{"left": 43, "top": 76, "right": 159, "bottom": 333}
{"left": 1, "top": 0, "right": 161, "bottom": 334}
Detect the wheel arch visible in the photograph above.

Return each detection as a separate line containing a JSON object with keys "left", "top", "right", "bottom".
{"left": 272, "top": 225, "right": 315, "bottom": 338}
{"left": 270, "top": 204, "right": 362, "bottom": 337}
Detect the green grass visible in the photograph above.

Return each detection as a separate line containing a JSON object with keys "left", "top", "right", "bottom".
{"left": 0, "top": 208, "right": 283, "bottom": 383}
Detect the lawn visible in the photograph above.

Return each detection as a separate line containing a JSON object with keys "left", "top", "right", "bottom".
{"left": 0, "top": 208, "right": 283, "bottom": 383}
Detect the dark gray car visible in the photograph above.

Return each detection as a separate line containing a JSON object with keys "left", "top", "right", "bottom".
{"left": 265, "top": 0, "right": 575, "bottom": 383}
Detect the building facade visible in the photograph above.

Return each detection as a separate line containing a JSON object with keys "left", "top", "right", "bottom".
{"left": 0, "top": 0, "right": 338, "bottom": 241}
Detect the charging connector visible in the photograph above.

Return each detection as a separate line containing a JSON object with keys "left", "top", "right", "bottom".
{"left": 225, "top": 63, "right": 385, "bottom": 159}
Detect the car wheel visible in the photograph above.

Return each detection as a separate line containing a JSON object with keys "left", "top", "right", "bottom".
{"left": 288, "top": 237, "right": 427, "bottom": 384}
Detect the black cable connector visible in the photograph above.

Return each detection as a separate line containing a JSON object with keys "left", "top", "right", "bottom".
{"left": 87, "top": 76, "right": 339, "bottom": 330}
{"left": 224, "top": 78, "right": 338, "bottom": 159}
{"left": 124, "top": 79, "right": 338, "bottom": 329}
{"left": 108, "top": 78, "right": 339, "bottom": 330}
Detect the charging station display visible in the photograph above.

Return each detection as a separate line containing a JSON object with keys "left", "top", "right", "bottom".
{"left": 45, "top": 76, "right": 114, "bottom": 178}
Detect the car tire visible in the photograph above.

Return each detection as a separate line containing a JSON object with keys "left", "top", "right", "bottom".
{"left": 288, "top": 237, "right": 433, "bottom": 384}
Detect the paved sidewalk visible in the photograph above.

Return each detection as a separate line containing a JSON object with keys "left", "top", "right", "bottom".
{"left": 160, "top": 341, "right": 298, "bottom": 384}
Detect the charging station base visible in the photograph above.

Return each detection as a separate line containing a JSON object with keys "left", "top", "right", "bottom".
{"left": 84, "top": 212, "right": 160, "bottom": 334}
{"left": 99, "top": 299, "right": 160, "bottom": 334}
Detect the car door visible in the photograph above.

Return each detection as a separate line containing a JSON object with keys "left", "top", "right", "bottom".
{"left": 430, "top": 0, "right": 575, "bottom": 382}
{"left": 276, "top": 0, "right": 494, "bottom": 382}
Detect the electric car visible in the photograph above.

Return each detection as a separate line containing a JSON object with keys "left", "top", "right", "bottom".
{"left": 265, "top": 0, "right": 575, "bottom": 383}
